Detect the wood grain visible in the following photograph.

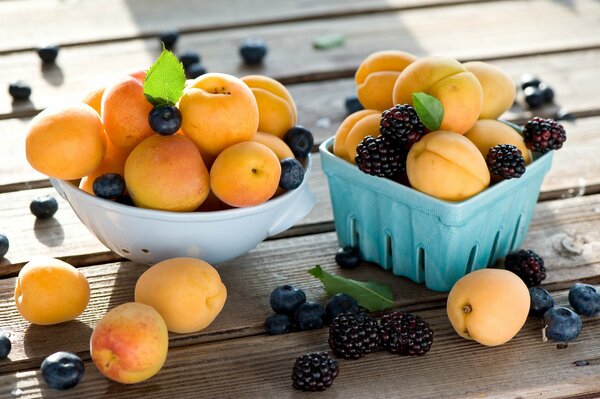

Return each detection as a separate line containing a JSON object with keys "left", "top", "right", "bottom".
{"left": 0, "top": 193, "right": 599, "bottom": 373}
{"left": 2, "top": 289, "right": 600, "bottom": 398}
{"left": 1, "top": 0, "right": 600, "bottom": 118}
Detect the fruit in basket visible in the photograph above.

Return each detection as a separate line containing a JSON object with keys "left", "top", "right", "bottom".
{"left": 148, "top": 104, "right": 182, "bottom": 135}
{"left": 529, "top": 287, "right": 554, "bottom": 317}
{"left": 379, "top": 311, "right": 433, "bottom": 356}
{"left": 329, "top": 311, "right": 380, "bottom": 359}
{"left": 356, "top": 135, "right": 407, "bottom": 178}
{"left": 464, "top": 119, "right": 531, "bottom": 164}
{"left": 210, "top": 141, "right": 281, "bottom": 207}
{"left": 486, "top": 144, "right": 526, "bottom": 180}
{"left": 82, "top": 86, "right": 105, "bottom": 115}
{"left": 270, "top": 285, "right": 307, "bottom": 315}
{"left": 344, "top": 113, "right": 381, "bottom": 161}
{"left": 102, "top": 71, "right": 155, "bottom": 152}
{"left": 463, "top": 61, "right": 516, "bottom": 120}
{"left": 294, "top": 301, "right": 325, "bottom": 330}
{"left": 90, "top": 302, "right": 168, "bottom": 384}
{"left": 242, "top": 75, "right": 297, "bottom": 138}
{"left": 284, "top": 125, "right": 314, "bottom": 159}
{"left": 393, "top": 56, "right": 483, "bottom": 134}
{"left": 92, "top": 173, "right": 126, "bottom": 199}
{"left": 41, "top": 351, "right": 84, "bottom": 390}
{"left": 30, "top": 195, "right": 58, "bottom": 219}
{"left": 178, "top": 72, "right": 259, "bottom": 157}
{"left": 355, "top": 50, "right": 417, "bottom": 111}
{"left": 447, "top": 268, "right": 529, "bottom": 346}
{"left": 15, "top": 257, "right": 90, "bottom": 325}
{"left": 379, "top": 104, "right": 427, "bottom": 145}
{"left": 406, "top": 131, "right": 490, "bottom": 201}
{"left": 568, "top": 283, "right": 600, "bottom": 316}
{"left": 522, "top": 117, "right": 567, "bottom": 153}
{"left": 543, "top": 307, "right": 581, "bottom": 342}
{"left": 134, "top": 257, "right": 227, "bottom": 333}
{"left": 333, "top": 109, "right": 379, "bottom": 162}
{"left": 325, "top": 293, "right": 359, "bottom": 321}
{"left": 264, "top": 313, "right": 293, "bottom": 335}
{"left": 292, "top": 352, "right": 339, "bottom": 392}
{"left": 26, "top": 103, "right": 106, "bottom": 180}
{"left": 124, "top": 134, "right": 210, "bottom": 211}
{"left": 504, "top": 249, "right": 546, "bottom": 287}
{"left": 253, "top": 131, "right": 295, "bottom": 160}
{"left": 79, "top": 138, "right": 130, "bottom": 195}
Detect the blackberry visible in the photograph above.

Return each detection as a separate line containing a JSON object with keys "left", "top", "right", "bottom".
{"left": 8, "top": 81, "right": 32, "bottom": 101}
{"left": 329, "top": 312, "right": 379, "bottom": 360}
{"left": 504, "top": 249, "right": 546, "bottom": 287}
{"left": 355, "top": 135, "right": 405, "bottom": 178}
{"left": 486, "top": 144, "right": 526, "bottom": 179}
{"left": 523, "top": 117, "right": 566, "bottom": 153}
{"left": 380, "top": 104, "right": 427, "bottom": 145}
{"left": 292, "top": 352, "right": 339, "bottom": 392}
{"left": 379, "top": 311, "right": 433, "bottom": 356}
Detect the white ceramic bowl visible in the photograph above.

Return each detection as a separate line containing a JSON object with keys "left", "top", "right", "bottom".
{"left": 50, "top": 156, "right": 315, "bottom": 265}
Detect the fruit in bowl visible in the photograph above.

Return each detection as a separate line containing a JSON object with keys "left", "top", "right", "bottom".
{"left": 26, "top": 49, "right": 315, "bottom": 264}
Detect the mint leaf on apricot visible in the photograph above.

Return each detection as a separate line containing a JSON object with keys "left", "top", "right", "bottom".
{"left": 308, "top": 265, "right": 393, "bottom": 312}
{"left": 144, "top": 49, "right": 186, "bottom": 106}
{"left": 413, "top": 92, "right": 444, "bottom": 131}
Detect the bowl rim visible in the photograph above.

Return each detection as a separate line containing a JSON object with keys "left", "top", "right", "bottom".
{"left": 50, "top": 154, "right": 313, "bottom": 222}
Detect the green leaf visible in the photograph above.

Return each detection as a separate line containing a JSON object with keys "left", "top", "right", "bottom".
{"left": 412, "top": 92, "right": 444, "bottom": 131}
{"left": 308, "top": 265, "right": 394, "bottom": 312}
{"left": 143, "top": 49, "right": 186, "bottom": 106}
{"left": 312, "top": 34, "right": 345, "bottom": 50}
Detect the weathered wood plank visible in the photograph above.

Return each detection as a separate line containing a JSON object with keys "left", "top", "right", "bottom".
{"left": 2, "top": 289, "right": 600, "bottom": 398}
{"left": 1, "top": 0, "right": 600, "bottom": 118}
{"left": 0, "top": 194, "right": 599, "bottom": 373}
{"left": 0, "top": 0, "right": 488, "bottom": 53}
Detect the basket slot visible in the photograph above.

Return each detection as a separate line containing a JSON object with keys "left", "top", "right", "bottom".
{"left": 509, "top": 214, "right": 523, "bottom": 252}
{"left": 466, "top": 245, "right": 479, "bottom": 274}
{"left": 349, "top": 216, "right": 359, "bottom": 247}
{"left": 487, "top": 231, "right": 501, "bottom": 267}
{"left": 416, "top": 247, "right": 425, "bottom": 282}
{"left": 383, "top": 233, "right": 393, "bottom": 270}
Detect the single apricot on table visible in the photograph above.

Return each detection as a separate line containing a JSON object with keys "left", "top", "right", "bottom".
{"left": 15, "top": 257, "right": 90, "bottom": 325}
{"left": 26, "top": 103, "right": 106, "bottom": 180}
{"left": 135, "top": 257, "right": 227, "bottom": 334}
{"left": 90, "top": 302, "right": 169, "bottom": 384}
{"left": 210, "top": 141, "right": 281, "bottom": 208}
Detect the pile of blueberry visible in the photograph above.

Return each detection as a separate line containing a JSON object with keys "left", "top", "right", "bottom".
{"left": 519, "top": 73, "right": 554, "bottom": 109}
{"left": 530, "top": 283, "right": 600, "bottom": 343}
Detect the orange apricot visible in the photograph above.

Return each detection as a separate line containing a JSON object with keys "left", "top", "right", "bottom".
{"left": 333, "top": 109, "right": 380, "bottom": 162}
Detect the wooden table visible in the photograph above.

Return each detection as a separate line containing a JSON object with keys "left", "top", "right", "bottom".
{"left": 1, "top": 0, "right": 600, "bottom": 397}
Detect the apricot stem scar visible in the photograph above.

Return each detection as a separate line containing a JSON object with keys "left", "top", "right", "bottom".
{"left": 462, "top": 305, "right": 472, "bottom": 314}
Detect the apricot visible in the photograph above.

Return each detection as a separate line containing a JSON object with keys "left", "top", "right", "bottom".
{"left": 26, "top": 104, "right": 106, "bottom": 180}
{"left": 253, "top": 131, "right": 294, "bottom": 160}
{"left": 80, "top": 137, "right": 130, "bottom": 195}
{"left": 447, "top": 269, "right": 530, "bottom": 346}
{"left": 90, "top": 302, "right": 168, "bottom": 384}
{"left": 15, "top": 257, "right": 90, "bottom": 325}
{"left": 464, "top": 61, "right": 516, "bottom": 120}
{"left": 333, "top": 109, "right": 380, "bottom": 162}
{"left": 179, "top": 73, "right": 259, "bottom": 157}
{"left": 135, "top": 257, "right": 227, "bottom": 334}
{"left": 407, "top": 131, "right": 490, "bottom": 201}
{"left": 124, "top": 134, "right": 210, "bottom": 212}
{"left": 464, "top": 119, "right": 531, "bottom": 164}
{"left": 242, "top": 75, "right": 297, "bottom": 138}
{"left": 102, "top": 72, "right": 154, "bottom": 152}
{"left": 344, "top": 113, "right": 381, "bottom": 162}
{"left": 355, "top": 50, "right": 417, "bottom": 111}
{"left": 82, "top": 86, "right": 105, "bottom": 116}
{"left": 393, "top": 56, "right": 483, "bottom": 134}
{"left": 210, "top": 141, "right": 281, "bottom": 208}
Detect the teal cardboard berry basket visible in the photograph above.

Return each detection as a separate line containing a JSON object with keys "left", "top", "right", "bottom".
{"left": 319, "top": 137, "right": 553, "bottom": 292}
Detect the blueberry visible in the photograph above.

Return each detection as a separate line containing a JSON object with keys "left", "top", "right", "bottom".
{"left": 529, "top": 287, "right": 554, "bottom": 317}
{"left": 0, "top": 332, "right": 11, "bottom": 359}
{"left": 284, "top": 126, "right": 314, "bottom": 159}
{"left": 149, "top": 105, "right": 182, "bottom": 135}
{"left": 543, "top": 307, "right": 582, "bottom": 342}
{"left": 270, "top": 285, "right": 306, "bottom": 315}
{"left": 239, "top": 38, "right": 267, "bottom": 65}
{"left": 37, "top": 45, "right": 60, "bottom": 63}
{"left": 92, "top": 173, "right": 126, "bottom": 200}
{"left": 569, "top": 283, "right": 600, "bottom": 316}
{"left": 279, "top": 158, "right": 304, "bottom": 190}
{"left": 8, "top": 80, "right": 31, "bottom": 101}
{"left": 41, "top": 351, "right": 84, "bottom": 390}
{"left": 0, "top": 234, "right": 9, "bottom": 258}
{"left": 178, "top": 51, "right": 201, "bottom": 69}
{"left": 523, "top": 86, "right": 544, "bottom": 109}
{"left": 519, "top": 74, "right": 541, "bottom": 90}
{"left": 30, "top": 195, "right": 58, "bottom": 219}
{"left": 345, "top": 95, "right": 363, "bottom": 114}
{"left": 294, "top": 301, "right": 325, "bottom": 331}
{"left": 186, "top": 63, "right": 207, "bottom": 79}
{"left": 115, "top": 194, "right": 135, "bottom": 207}
{"left": 325, "top": 293, "right": 359, "bottom": 322}
{"left": 159, "top": 30, "right": 179, "bottom": 50}
{"left": 538, "top": 82, "right": 554, "bottom": 103}
{"left": 335, "top": 246, "right": 361, "bottom": 269}
{"left": 264, "top": 313, "right": 293, "bottom": 335}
